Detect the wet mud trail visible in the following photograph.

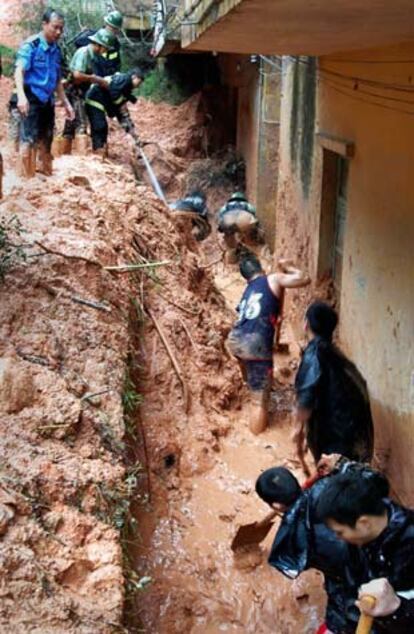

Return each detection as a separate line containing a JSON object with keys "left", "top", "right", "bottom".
{"left": 131, "top": 265, "right": 326, "bottom": 633}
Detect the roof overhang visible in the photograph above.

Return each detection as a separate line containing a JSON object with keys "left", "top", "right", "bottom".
{"left": 181, "top": 0, "right": 414, "bottom": 55}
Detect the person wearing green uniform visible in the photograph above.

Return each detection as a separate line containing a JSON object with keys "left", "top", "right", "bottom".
{"left": 85, "top": 68, "right": 144, "bottom": 156}
{"left": 62, "top": 29, "right": 115, "bottom": 146}
{"left": 100, "top": 10, "right": 123, "bottom": 75}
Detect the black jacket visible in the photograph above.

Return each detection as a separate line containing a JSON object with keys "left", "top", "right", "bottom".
{"left": 295, "top": 337, "right": 374, "bottom": 462}
{"left": 269, "top": 474, "right": 363, "bottom": 633}
{"left": 355, "top": 501, "right": 414, "bottom": 633}
{"left": 86, "top": 72, "right": 136, "bottom": 118}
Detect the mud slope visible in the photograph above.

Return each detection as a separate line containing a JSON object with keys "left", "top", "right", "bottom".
{"left": 0, "top": 88, "right": 326, "bottom": 633}
{"left": 0, "top": 156, "right": 150, "bottom": 632}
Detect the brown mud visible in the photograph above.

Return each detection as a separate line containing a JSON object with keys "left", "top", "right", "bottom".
{"left": 0, "top": 82, "right": 325, "bottom": 633}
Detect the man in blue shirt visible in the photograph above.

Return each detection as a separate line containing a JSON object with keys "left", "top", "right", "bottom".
{"left": 14, "top": 8, "right": 74, "bottom": 177}
{"left": 227, "top": 254, "right": 309, "bottom": 434}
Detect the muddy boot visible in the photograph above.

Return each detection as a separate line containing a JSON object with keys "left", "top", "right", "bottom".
{"left": 51, "top": 136, "right": 64, "bottom": 158}
{"left": 17, "top": 144, "right": 36, "bottom": 178}
{"left": 37, "top": 143, "right": 53, "bottom": 176}
{"left": 74, "top": 134, "right": 89, "bottom": 155}
{"left": 61, "top": 137, "right": 72, "bottom": 155}
{"left": 93, "top": 145, "right": 109, "bottom": 160}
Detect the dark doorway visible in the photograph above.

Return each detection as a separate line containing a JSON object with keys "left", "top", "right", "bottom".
{"left": 318, "top": 149, "right": 349, "bottom": 300}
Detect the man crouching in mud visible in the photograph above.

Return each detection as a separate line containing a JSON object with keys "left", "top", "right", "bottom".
{"left": 256, "top": 455, "right": 388, "bottom": 633}
{"left": 227, "top": 254, "right": 309, "bottom": 435}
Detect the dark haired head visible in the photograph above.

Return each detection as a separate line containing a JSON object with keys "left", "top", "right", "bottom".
{"left": 42, "top": 8, "right": 64, "bottom": 23}
{"left": 129, "top": 66, "right": 147, "bottom": 80}
{"left": 255, "top": 467, "right": 301, "bottom": 507}
{"left": 316, "top": 470, "right": 389, "bottom": 528}
{"left": 239, "top": 254, "right": 263, "bottom": 281}
{"left": 305, "top": 301, "right": 338, "bottom": 340}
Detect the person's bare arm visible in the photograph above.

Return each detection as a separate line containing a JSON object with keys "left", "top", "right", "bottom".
{"left": 72, "top": 71, "right": 109, "bottom": 88}
{"left": 15, "top": 62, "right": 29, "bottom": 116}
{"left": 268, "top": 259, "right": 310, "bottom": 296}
{"left": 56, "top": 79, "right": 75, "bottom": 120}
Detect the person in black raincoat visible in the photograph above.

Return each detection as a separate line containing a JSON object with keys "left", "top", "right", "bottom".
{"left": 85, "top": 67, "right": 145, "bottom": 155}
{"left": 169, "top": 191, "right": 212, "bottom": 241}
{"left": 293, "top": 301, "right": 374, "bottom": 466}
{"left": 317, "top": 469, "right": 414, "bottom": 633}
{"left": 257, "top": 458, "right": 387, "bottom": 633}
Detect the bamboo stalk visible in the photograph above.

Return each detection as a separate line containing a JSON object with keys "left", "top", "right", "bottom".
{"left": 104, "top": 260, "right": 171, "bottom": 272}
{"left": 146, "top": 306, "right": 191, "bottom": 415}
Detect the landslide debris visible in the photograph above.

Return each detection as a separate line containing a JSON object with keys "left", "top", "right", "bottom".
{"left": 0, "top": 91, "right": 244, "bottom": 631}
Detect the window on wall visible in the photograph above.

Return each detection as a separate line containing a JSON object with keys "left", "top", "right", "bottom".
{"left": 318, "top": 149, "right": 350, "bottom": 300}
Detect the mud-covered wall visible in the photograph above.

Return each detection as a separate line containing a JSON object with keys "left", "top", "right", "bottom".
{"left": 0, "top": 0, "right": 22, "bottom": 46}
{"left": 276, "top": 46, "right": 414, "bottom": 503}
{"left": 235, "top": 58, "right": 260, "bottom": 204}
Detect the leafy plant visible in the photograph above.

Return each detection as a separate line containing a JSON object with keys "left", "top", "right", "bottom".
{"left": 136, "top": 65, "right": 192, "bottom": 106}
{"left": 0, "top": 44, "right": 16, "bottom": 77}
{"left": 0, "top": 215, "right": 26, "bottom": 282}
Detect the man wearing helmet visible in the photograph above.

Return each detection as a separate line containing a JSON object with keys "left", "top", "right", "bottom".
{"left": 63, "top": 29, "right": 115, "bottom": 148}
{"left": 100, "top": 10, "right": 123, "bottom": 75}
{"left": 169, "top": 191, "right": 212, "bottom": 243}
{"left": 217, "top": 192, "right": 264, "bottom": 263}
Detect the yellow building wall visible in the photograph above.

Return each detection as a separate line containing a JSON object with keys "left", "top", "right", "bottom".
{"left": 277, "top": 46, "right": 414, "bottom": 502}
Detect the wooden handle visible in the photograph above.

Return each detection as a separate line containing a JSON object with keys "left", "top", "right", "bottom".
{"left": 356, "top": 595, "right": 376, "bottom": 634}
{"left": 255, "top": 509, "right": 281, "bottom": 529}
{"left": 275, "top": 287, "right": 285, "bottom": 347}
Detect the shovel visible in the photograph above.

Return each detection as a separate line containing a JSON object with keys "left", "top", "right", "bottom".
{"left": 231, "top": 472, "right": 321, "bottom": 551}
{"left": 356, "top": 596, "right": 376, "bottom": 634}
{"left": 231, "top": 508, "right": 281, "bottom": 551}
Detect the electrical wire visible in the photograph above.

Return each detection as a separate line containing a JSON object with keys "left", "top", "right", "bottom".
{"left": 322, "top": 58, "right": 414, "bottom": 65}
{"left": 320, "top": 77, "right": 414, "bottom": 116}
{"left": 288, "top": 56, "right": 414, "bottom": 93}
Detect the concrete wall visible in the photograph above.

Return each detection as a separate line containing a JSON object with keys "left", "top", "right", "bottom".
{"left": 235, "top": 58, "right": 260, "bottom": 204}
{"left": 276, "top": 47, "right": 414, "bottom": 503}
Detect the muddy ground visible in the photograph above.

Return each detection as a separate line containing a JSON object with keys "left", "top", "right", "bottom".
{"left": 0, "top": 83, "right": 325, "bottom": 634}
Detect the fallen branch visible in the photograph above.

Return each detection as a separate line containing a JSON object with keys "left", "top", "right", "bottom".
{"left": 199, "top": 255, "right": 223, "bottom": 269}
{"left": 104, "top": 260, "right": 171, "bottom": 272}
{"left": 35, "top": 241, "right": 101, "bottom": 267}
{"left": 159, "top": 292, "right": 200, "bottom": 317}
{"left": 81, "top": 389, "right": 112, "bottom": 403}
{"left": 146, "top": 306, "right": 191, "bottom": 415}
{"left": 181, "top": 320, "right": 198, "bottom": 350}
{"left": 16, "top": 348, "right": 50, "bottom": 367}
{"left": 71, "top": 295, "right": 111, "bottom": 313}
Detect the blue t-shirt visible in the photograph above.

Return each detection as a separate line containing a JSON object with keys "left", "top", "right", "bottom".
{"left": 230, "top": 275, "right": 280, "bottom": 359}
{"left": 16, "top": 33, "right": 62, "bottom": 103}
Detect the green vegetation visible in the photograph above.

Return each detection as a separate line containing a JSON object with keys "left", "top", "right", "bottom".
{"left": 0, "top": 215, "right": 26, "bottom": 282}
{"left": 136, "top": 65, "right": 192, "bottom": 106}
{"left": 0, "top": 44, "right": 16, "bottom": 77}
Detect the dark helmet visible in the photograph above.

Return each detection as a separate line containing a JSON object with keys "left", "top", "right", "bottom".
{"left": 88, "top": 28, "right": 116, "bottom": 49}
{"left": 170, "top": 191, "right": 207, "bottom": 217}
{"left": 229, "top": 191, "right": 247, "bottom": 203}
{"left": 104, "top": 10, "right": 123, "bottom": 30}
